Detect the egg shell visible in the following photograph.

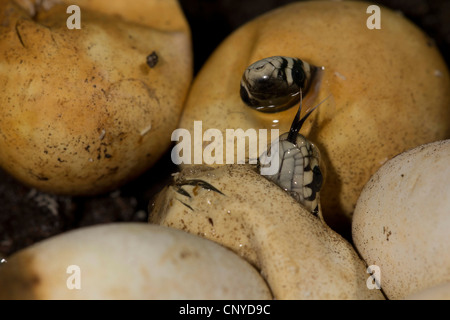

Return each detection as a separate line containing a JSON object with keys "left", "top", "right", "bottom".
{"left": 177, "top": 1, "right": 450, "bottom": 234}
{"left": 353, "top": 140, "right": 450, "bottom": 300}
{"left": 0, "top": 223, "right": 272, "bottom": 300}
{"left": 0, "top": 0, "right": 192, "bottom": 195}
{"left": 150, "top": 165, "right": 384, "bottom": 300}
{"left": 404, "top": 282, "right": 450, "bottom": 300}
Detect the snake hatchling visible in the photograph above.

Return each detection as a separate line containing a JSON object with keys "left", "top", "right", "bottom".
{"left": 241, "top": 56, "right": 326, "bottom": 218}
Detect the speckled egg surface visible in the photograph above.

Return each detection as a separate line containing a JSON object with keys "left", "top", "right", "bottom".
{"left": 353, "top": 140, "right": 450, "bottom": 300}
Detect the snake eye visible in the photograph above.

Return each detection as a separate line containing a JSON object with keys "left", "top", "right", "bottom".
{"left": 240, "top": 56, "right": 316, "bottom": 113}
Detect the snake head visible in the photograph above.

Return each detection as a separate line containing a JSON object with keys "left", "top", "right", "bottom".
{"left": 240, "top": 56, "right": 316, "bottom": 113}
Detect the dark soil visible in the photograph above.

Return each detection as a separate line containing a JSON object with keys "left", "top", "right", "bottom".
{"left": 1, "top": 0, "right": 449, "bottom": 259}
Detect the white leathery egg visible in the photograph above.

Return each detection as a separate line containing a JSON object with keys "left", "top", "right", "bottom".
{"left": 149, "top": 164, "right": 385, "bottom": 300}
{"left": 404, "top": 283, "right": 450, "bottom": 300}
{"left": 353, "top": 140, "right": 450, "bottom": 300}
{"left": 0, "top": 224, "right": 272, "bottom": 300}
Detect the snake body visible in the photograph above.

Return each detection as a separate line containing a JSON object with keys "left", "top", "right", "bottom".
{"left": 259, "top": 96, "right": 325, "bottom": 217}
{"left": 264, "top": 131, "right": 322, "bottom": 216}
{"left": 241, "top": 56, "right": 324, "bottom": 218}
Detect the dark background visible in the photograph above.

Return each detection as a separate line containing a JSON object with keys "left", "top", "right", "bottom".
{"left": 180, "top": 0, "right": 450, "bottom": 73}
{"left": 1, "top": 0, "right": 449, "bottom": 258}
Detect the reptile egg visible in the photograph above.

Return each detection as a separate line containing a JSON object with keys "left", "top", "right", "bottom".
{"left": 0, "top": 223, "right": 271, "bottom": 300}
{"left": 404, "top": 282, "right": 450, "bottom": 300}
{"left": 353, "top": 140, "right": 450, "bottom": 300}
{"left": 0, "top": 0, "right": 192, "bottom": 195}
{"left": 150, "top": 164, "right": 384, "bottom": 300}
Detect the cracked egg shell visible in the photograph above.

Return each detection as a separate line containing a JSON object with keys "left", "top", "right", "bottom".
{"left": 178, "top": 1, "right": 450, "bottom": 234}
{"left": 150, "top": 165, "right": 384, "bottom": 300}
{"left": 0, "top": 0, "right": 192, "bottom": 195}
{"left": 353, "top": 140, "right": 450, "bottom": 300}
{"left": 0, "top": 223, "right": 271, "bottom": 300}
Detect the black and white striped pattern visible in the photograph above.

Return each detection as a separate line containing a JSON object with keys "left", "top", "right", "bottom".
{"left": 261, "top": 132, "right": 322, "bottom": 216}
{"left": 240, "top": 56, "right": 315, "bottom": 113}
{"left": 259, "top": 90, "right": 329, "bottom": 218}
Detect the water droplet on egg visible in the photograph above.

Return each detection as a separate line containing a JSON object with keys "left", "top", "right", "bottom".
{"left": 271, "top": 119, "right": 281, "bottom": 128}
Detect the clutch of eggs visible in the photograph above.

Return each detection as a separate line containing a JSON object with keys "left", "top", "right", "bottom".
{"left": 150, "top": 164, "right": 384, "bottom": 300}
{"left": 178, "top": 1, "right": 450, "bottom": 234}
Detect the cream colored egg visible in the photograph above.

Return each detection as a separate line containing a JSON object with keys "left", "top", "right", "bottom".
{"left": 0, "top": 223, "right": 272, "bottom": 300}
{"left": 0, "top": 0, "right": 192, "bottom": 195}
{"left": 404, "top": 282, "right": 450, "bottom": 300}
{"left": 177, "top": 1, "right": 450, "bottom": 234}
{"left": 353, "top": 140, "right": 450, "bottom": 300}
{"left": 150, "top": 165, "right": 384, "bottom": 300}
